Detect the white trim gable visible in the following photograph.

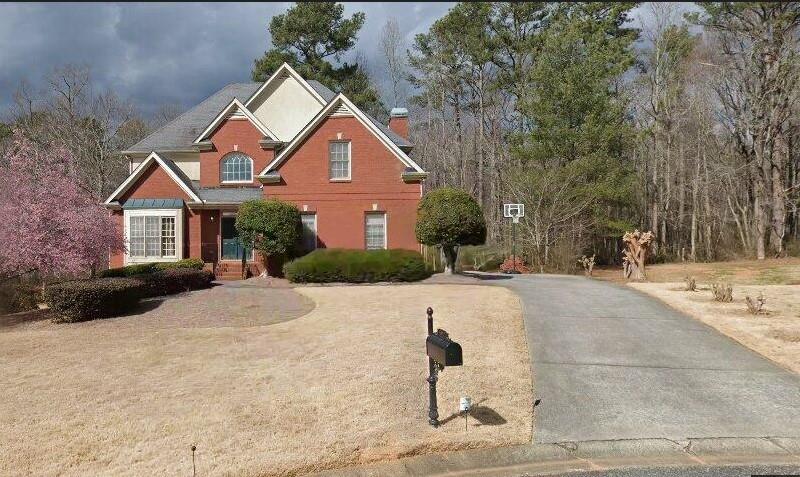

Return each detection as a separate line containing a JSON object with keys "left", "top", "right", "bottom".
{"left": 257, "top": 94, "right": 426, "bottom": 177}
{"left": 104, "top": 152, "right": 201, "bottom": 204}
{"left": 244, "top": 62, "right": 326, "bottom": 109}
{"left": 193, "top": 98, "right": 278, "bottom": 144}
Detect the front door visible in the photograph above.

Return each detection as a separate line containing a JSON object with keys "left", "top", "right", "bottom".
{"left": 220, "top": 216, "right": 251, "bottom": 261}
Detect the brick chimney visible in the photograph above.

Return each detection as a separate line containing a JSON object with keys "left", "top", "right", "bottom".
{"left": 388, "top": 107, "right": 409, "bottom": 139}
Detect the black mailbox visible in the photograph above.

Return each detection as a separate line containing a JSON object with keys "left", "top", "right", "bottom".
{"left": 426, "top": 331, "right": 463, "bottom": 367}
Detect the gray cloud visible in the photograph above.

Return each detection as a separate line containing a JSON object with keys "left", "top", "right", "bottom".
{"left": 0, "top": 2, "right": 454, "bottom": 119}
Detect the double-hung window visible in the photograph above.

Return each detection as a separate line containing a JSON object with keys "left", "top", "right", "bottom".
{"left": 129, "top": 215, "right": 176, "bottom": 259}
{"left": 329, "top": 142, "right": 351, "bottom": 180}
{"left": 365, "top": 213, "right": 386, "bottom": 250}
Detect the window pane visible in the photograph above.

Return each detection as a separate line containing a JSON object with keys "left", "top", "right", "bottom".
{"left": 145, "top": 216, "right": 160, "bottom": 257}
{"left": 221, "top": 152, "right": 252, "bottom": 182}
{"left": 365, "top": 214, "right": 385, "bottom": 250}
{"left": 161, "top": 217, "right": 176, "bottom": 257}
{"left": 130, "top": 216, "right": 145, "bottom": 257}
{"left": 329, "top": 142, "right": 350, "bottom": 179}
{"left": 301, "top": 214, "right": 317, "bottom": 251}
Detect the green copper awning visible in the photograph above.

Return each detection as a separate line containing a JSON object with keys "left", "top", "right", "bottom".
{"left": 122, "top": 198, "right": 184, "bottom": 209}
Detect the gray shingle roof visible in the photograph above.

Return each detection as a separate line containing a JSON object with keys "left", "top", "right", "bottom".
{"left": 125, "top": 79, "right": 412, "bottom": 153}
{"left": 124, "top": 83, "right": 261, "bottom": 153}
{"left": 307, "top": 78, "right": 412, "bottom": 149}
{"left": 192, "top": 182, "right": 263, "bottom": 203}
{"left": 307, "top": 80, "right": 336, "bottom": 102}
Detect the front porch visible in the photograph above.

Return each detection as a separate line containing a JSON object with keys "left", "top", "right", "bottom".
{"left": 195, "top": 209, "right": 265, "bottom": 280}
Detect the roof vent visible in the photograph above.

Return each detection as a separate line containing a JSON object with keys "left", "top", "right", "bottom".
{"left": 330, "top": 103, "right": 353, "bottom": 117}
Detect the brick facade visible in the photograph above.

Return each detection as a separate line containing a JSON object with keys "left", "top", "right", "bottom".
{"left": 200, "top": 118, "right": 274, "bottom": 187}
{"left": 265, "top": 115, "right": 422, "bottom": 250}
{"left": 109, "top": 101, "right": 422, "bottom": 275}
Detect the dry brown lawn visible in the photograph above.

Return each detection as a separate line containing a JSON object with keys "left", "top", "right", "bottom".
{"left": 594, "top": 257, "right": 800, "bottom": 285}
{"left": 0, "top": 283, "right": 531, "bottom": 477}
{"left": 631, "top": 282, "right": 800, "bottom": 374}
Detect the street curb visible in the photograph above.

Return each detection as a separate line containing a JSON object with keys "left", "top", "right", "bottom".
{"left": 309, "top": 437, "right": 800, "bottom": 477}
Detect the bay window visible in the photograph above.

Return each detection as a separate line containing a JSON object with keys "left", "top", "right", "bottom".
{"left": 124, "top": 209, "right": 183, "bottom": 263}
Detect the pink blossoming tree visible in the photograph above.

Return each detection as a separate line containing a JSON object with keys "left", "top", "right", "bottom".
{"left": 0, "top": 131, "right": 124, "bottom": 280}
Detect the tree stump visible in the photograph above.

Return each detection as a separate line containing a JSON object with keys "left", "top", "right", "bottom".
{"left": 622, "top": 230, "right": 655, "bottom": 281}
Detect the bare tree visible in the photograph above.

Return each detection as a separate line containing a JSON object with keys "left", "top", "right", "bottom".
{"left": 380, "top": 18, "right": 407, "bottom": 108}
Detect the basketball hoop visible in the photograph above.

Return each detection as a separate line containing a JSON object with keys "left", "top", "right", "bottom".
{"left": 503, "top": 203, "right": 524, "bottom": 274}
{"left": 503, "top": 203, "right": 524, "bottom": 220}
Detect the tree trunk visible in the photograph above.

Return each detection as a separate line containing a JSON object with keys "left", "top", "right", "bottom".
{"left": 442, "top": 246, "right": 457, "bottom": 275}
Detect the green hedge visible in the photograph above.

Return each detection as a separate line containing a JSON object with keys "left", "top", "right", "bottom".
{"left": 132, "top": 268, "right": 215, "bottom": 297}
{"left": 45, "top": 269, "right": 215, "bottom": 323}
{"left": 283, "top": 249, "right": 431, "bottom": 283}
{"left": 44, "top": 278, "right": 145, "bottom": 323}
{"left": 100, "top": 258, "right": 205, "bottom": 277}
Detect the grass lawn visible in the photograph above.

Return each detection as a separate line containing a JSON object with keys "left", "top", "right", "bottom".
{"left": 0, "top": 282, "right": 531, "bottom": 476}
{"left": 593, "top": 257, "right": 800, "bottom": 285}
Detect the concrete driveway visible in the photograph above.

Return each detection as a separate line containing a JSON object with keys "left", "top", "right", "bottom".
{"left": 501, "top": 274, "right": 800, "bottom": 443}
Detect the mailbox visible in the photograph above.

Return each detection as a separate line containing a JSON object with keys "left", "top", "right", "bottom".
{"left": 426, "top": 331, "right": 463, "bottom": 367}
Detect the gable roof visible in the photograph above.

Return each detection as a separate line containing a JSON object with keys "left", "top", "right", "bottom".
{"left": 122, "top": 64, "right": 412, "bottom": 154}
{"left": 257, "top": 94, "right": 425, "bottom": 177}
{"left": 123, "top": 83, "right": 260, "bottom": 154}
{"left": 104, "top": 152, "right": 202, "bottom": 204}
{"left": 193, "top": 98, "right": 278, "bottom": 143}
{"left": 305, "top": 79, "right": 412, "bottom": 150}
{"left": 243, "top": 63, "right": 327, "bottom": 108}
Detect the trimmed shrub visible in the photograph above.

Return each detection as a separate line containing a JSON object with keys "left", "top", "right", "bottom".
{"left": 44, "top": 278, "right": 145, "bottom": 323}
{"left": 132, "top": 268, "right": 215, "bottom": 297}
{"left": 284, "top": 249, "right": 431, "bottom": 283}
{"left": 100, "top": 262, "right": 156, "bottom": 277}
{"left": 153, "top": 258, "right": 205, "bottom": 271}
{"left": 101, "top": 258, "right": 205, "bottom": 277}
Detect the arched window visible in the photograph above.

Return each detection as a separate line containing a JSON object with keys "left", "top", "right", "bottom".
{"left": 220, "top": 152, "right": 253, "bottom": 183}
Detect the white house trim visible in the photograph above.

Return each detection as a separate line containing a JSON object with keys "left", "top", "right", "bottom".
{"left": 243, "top": 62, "right": 326, "bottom": 109}
{"left": 104, "top": 152, "right": 201, "bottom": 204}
{"left": 193, "top": 98, "right": 278, "bottom": 144}
{"left": 123, "top": 208, "right": 184, "bottom": 265}
{"left": 257, "top": 94, "right": 426, "bottom": 177}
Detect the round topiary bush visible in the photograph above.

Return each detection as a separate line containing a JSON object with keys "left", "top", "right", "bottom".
{"left": 236, "top": 199, "right": 302, "bottom": 275}
{"left": 415, "top": 187, "right": 486, "bottom": 274}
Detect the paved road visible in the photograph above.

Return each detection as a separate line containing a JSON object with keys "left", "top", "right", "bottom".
{"left": 498, "top": 274, "right": 800, "bottom": 443}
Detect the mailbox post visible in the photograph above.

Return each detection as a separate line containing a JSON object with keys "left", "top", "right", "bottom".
{"left": 426, "top": 307, "right": 439, "bottom": 427}
{"left": 425, "top": 307, "right": 463, "bottom": 427}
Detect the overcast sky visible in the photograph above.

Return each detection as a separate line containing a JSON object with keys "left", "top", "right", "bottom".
{"left": 0, "top": 2, "right": 680, "bottom": 120}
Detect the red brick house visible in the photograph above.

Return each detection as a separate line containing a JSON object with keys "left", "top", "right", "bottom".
{"left": 105, "top": 63, "right": 427, "bottom": 278}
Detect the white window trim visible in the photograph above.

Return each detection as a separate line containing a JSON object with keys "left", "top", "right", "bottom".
{"left": 365, "top": 212, "right": 387, "bottom": 250}
{"left": 301, "top": 213, "right": 318, "bottom": 251}
{"left": 220, "top": 152, "right": 254, "bottom": 184}
{"left": 123, "top": 208, "right": 184, "bottom": 264}
{"left": 329, "top": 141, "right": 351, "bottom": 181}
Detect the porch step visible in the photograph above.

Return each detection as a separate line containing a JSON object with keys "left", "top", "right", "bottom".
{"left": 213, "top": 262, "right": 260, "bottom": 280}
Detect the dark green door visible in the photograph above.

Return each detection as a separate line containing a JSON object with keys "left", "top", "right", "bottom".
{"left": 221, "top": 216, "right": 250, "bottom": 260}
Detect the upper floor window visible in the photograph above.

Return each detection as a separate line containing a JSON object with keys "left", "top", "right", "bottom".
{"left": 220, "top": 152, "right": 253, "bottom": 183}
{"left": 329, "top": 142, "right": 351, "bottom": 181}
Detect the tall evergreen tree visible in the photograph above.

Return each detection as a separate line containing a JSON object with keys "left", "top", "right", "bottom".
{"left": 252, "top": 2, "right": 385, "bottom": 117}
